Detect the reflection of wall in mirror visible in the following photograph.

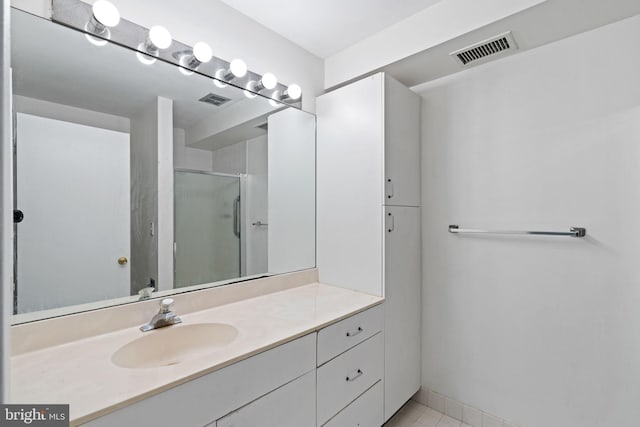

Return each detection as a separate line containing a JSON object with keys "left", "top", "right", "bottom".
{"left": 268, "top": 109, "right": 315, "bottom": 274}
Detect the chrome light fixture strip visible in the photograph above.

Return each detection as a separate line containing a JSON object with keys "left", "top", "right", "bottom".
{"left": 50, "top": 0, "right": 302, "bottom": 107}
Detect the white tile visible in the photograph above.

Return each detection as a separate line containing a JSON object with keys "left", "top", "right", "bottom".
{"left": 461, "top": 424, "right": 473, "bottom": 427}
{"left": 416, "top": 408, "right": 443, "bottom": 427}
{"left": 462, "top": 405, "right": 482, "bottom": 427}
{"left": 428, "top": 390, "right": 446, "bottom": 413}
{"left": 445, "top": 397, "right": 463, "bottom": 421}
{"left": 437, "top": 415, "right": 462, "bottom": 427}
{"left": 482, "top": 413, "right": 504, "bottom": 427}
{"left": 503, "top": 421, "right": 518, "bottom": 427}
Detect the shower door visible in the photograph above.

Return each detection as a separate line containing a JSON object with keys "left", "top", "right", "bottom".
{"left": 174, "top": 170, "right": 241, "bottom": 288}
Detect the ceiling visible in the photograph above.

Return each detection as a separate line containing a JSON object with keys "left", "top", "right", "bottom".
{"left": 218, "top": 0, "right": 443, "bottom": 58}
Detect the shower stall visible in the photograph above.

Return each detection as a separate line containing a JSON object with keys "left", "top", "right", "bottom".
{"left": 174, "top": 170, "right": 246, "bottom": 288}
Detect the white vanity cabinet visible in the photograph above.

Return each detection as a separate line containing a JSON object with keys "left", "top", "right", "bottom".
{"left": 317, "top": 72, "right": 422, "bottom": 421}
{"left": 81, "top": 334, "right": 316, "bottom": 427}
{"left": 80, "top": 306, "right": 386, "bottom": 427}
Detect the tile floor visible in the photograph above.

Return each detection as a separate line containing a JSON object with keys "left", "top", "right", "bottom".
{"left": 385, "top": 399, "right": 472, "bottom": 427}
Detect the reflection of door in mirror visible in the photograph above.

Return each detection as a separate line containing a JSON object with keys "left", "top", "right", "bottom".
{"left": 15, "top": 113, "right": 130, "bottom": 313}
{"left": 174, "top": 171, "right": 241, "bottom": 287}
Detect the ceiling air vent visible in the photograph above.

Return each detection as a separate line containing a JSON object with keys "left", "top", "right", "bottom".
{"left": 450, "top": 31, "right": 518, "bottom": 66}
{"left": 198, "top": 93, "right": 232, "bottom": 106}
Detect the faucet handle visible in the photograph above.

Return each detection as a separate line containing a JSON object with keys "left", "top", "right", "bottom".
{"left": 159, "top": 298, "right": 175, "bottom": 313}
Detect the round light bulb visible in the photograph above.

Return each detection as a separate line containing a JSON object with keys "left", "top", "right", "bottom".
{"left": 229, "top": 59, "right": 247, "bottom": 78}
{"left": 85, "top": 33, "right": 108, "bottom": 47}
{"left": 261, "top": 72, "right": 278, "bottom": 90}
{"left": 92, "top": 0, "right": 120, "bottom": 27}
{"left": 244, "top": 81, "right": 258, "bottom": 99}
{"left": 286, "top": 84, "right": 302, "bottom": 100}
{"left": 136, "top": 50, "right": 157, "bottom": 65}
{"left": 149, "top": 26, "right": 172, "bottom": 50}
{"left": 269, "top": 91, "right": 281, "bottom": 107}
{"left": 193, "top": 42, "right": 213, "bottom": 63}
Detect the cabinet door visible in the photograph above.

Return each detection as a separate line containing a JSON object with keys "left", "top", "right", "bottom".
{"left": 383, "top": 206, "right": 421, "bottom": 420}
{"left": 316, "top": 73, "right": 384, "bottom": 296}
{"left": 217, "top": 370, "right": 315, "bottom": 427}
{"left": 383, "top": 75, "right": 421, "bottom": 207}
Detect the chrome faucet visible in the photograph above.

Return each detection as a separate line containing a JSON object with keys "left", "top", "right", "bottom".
{"left": 140, "top": 298, "right": 182, "bottom": 332}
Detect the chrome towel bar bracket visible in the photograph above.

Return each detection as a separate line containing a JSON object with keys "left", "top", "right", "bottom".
{"left": 448, "top": 225, "right": 586, "bottom": 238}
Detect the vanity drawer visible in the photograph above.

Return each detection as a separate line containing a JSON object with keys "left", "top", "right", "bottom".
{"left": 317, "top": 304, "right": 383, "bottom": 365}
{"left": 216, "top": 370, "right": 315, "bottom": 427}
{"left": 317, "top": 332, "right": 383, "bottom": 426}
{"left": 323, "top": 381, "right": 383, "bottom": 427}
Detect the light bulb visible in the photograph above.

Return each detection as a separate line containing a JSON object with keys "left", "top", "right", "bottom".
{"left": 244, "top": 81, "right": 258, "bottom": 98}
{"left": 85, "top": 34, "right": 108, "bottom": 47}
{"left": 229, "top": 59, "right": 247, "bottom": 78}
{"left": 148, "top": 26, "right": 172, "bottom": 50}
{"left": 136, "top": 51, "right": 157, "bottom": 65}
{"left": 84, "top": 0, "right": 120, "bottom": 46}
{"left": 92, "top": 0, "right": 120, "bottom": 28}
{"left": 193, "top": 42, "right": 213, "bottom": 63}
{"left": 284, "top": 84, "right": 302, "bottom": 100}
{"left": 269, "top": 91, "right": 282, "bottom": 107}
{"left": 261, "top": 73, "right": 277, "bottom": 90}
{"left": 215, "top": 58, "right": 247, "bottom": 87}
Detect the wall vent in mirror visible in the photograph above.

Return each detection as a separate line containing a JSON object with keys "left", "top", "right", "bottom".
{"left": 199, "top": 93, "right": 232, "bottom": 107}
{"left": 50, "top": 0, "right": 302, "bottom": 106}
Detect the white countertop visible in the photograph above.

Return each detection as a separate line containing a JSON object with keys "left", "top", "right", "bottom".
{"left": 10, "top": 282, "right": 383, "bottom": 425}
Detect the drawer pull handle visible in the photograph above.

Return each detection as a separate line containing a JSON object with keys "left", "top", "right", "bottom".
{"left": 346, "top": 369, "right": 363, "bottom": 382}
{"left": 346, "top": 327, "right": 363, "bottom": 337}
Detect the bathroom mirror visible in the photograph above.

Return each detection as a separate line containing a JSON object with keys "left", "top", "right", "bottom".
{"left": 10, "top": 7, "right": 316, "bottom": 323}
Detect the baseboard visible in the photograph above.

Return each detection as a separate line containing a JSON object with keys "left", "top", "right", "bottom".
{"left": 412, "top": 388, "right": 522, "bottom": 427}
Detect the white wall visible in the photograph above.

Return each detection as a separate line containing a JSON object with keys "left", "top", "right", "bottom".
{"left": 130, "top": 100, "right": 158, "bottom": 294}
{"left": 245, "top": 135, "right": 268, "bottom": 275}
{"left": 211, "top": 141, "right": 247, "bottom": 175}
{"left": 13, "top": 95, "right": 130, "bottom": 133}
{"left": 174, "top": 128, "right": 213, "bottom": 171}
{"left": 417, "top": 15, "right": 640, "bottom": 427}
{"left": 156, "top": 97, "right": 174, "bottom": 292}
{"left": 267, "top": 109, "right": 315, "bottom": 274}
{"left": 324, "top": 0, "right": 545, "bottom": 88}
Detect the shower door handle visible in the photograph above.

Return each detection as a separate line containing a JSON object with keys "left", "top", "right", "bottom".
{"left": 233, "top": 196, "right": 241, "bottom": 238}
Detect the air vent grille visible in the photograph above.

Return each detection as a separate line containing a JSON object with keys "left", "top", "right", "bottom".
{"left": 198, "top": 93, "right": 232, "bottom": 106}
{"left": 450, "top": 32, "right": 518, "bottom": 66}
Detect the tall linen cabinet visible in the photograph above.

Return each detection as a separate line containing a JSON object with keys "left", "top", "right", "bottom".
{"left": 316, "top": 72, "right": 421, "bottom": 422}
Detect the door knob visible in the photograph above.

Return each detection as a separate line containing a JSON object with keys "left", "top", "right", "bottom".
{"left": 117, "top": 256, "right": 128, "bottom": 265}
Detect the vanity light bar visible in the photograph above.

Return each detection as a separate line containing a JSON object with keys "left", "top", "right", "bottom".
{"left": 51, "top": 0, "right": 302, "bottom": 106}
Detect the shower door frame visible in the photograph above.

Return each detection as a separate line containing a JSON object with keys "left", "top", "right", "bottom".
{"left": 173, "top": 169, "right": 247, "bottom": 288}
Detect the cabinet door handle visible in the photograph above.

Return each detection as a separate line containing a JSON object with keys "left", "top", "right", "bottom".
{"left": 386, "top": 212, "right": 394, "bottom": 233}
{"left": 346, "top": 326, "right": 363, "bottom": 337}
{"left": 346, "top": 369, "right": 363, "bottom": 382}
{"left": 386, "top": 178, "right": 394, "bottom": 199}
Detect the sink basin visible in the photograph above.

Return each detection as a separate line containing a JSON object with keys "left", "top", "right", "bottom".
{"left": 112, "top": 323, "right": 239, "bottom": 369}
